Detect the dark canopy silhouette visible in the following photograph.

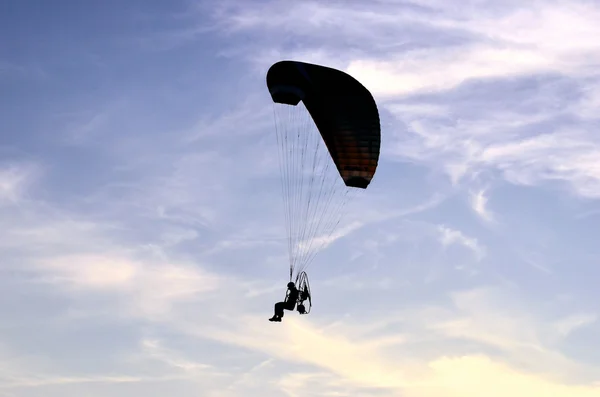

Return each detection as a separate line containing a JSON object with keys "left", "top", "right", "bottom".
{"left": 266, "top": 60, "right": 381, "bottom": 189}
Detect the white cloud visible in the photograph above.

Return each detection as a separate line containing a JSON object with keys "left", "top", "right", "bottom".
{"left": 347, "top": 45, "right": 556, "bottom": 98}
{"left": 470, "top": 188, "right": 494, "bottom": 222}
{"left": 199, "top": 316, "right": 411, "bottom": 389}
{"left": 387, "top": 118, "right": 600, "bottom": 197}
{"left": 0, "top": 375, "right": 160, "bottom": 389}
{"left": 0, "top": 162, "right": 38, "bottom": 204}
{"left": 478, "top": 132, "right": 600, "bottom": 197}
{"left": 174, "top": 284, "right": 600, "bottom": 396}
{"left": 140, "top": 339, "right": 214, "bottom": 373}
{"left": 212, "top": 0, "right": 600, "bottom": 96}
{"left": 36, "top": 253, "right": 220, "bottom": 318}
{"left": 39, "top": 254, "right": 137, "bottom": 289}
{"left": 438, "top": 225, "right": 486, "bottom": 260}
{"left": 296, "top": 221, "right": 363, "bottom": 256}
{"left": 346, "top": 1, "right": 600, "bottom": 97}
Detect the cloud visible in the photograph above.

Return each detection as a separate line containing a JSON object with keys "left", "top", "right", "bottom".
{"left": 345, "top": 1, "right": 600, "bottom": 98}
{"left": 0, "top": 375, "right": 164, "bottom": 389}
{"left": 469, "top": 188, "right": 494, "bottom": 223}
{"left": 38, "top": 254, "right": 138, "bottom": 289}
{"left": 174, "top": 284, "right": 600, "bottom": 396}
{"left": 418, "top": 355, "right": 600, "bottom": 397}
{"left": 198, "top": 316, "right": 410, "bottom": 390}
{"left": 438, "top": 225, "right": 486, "bottom": 261}
{"left": 139, "top": 339, "right": 214, "bottom": 373}
{"left": 59, "top": 103, "right": 124, "bottom": 146}
{"left": 36, "top": 253, "right": 220, "bottom": 318}
{"left": 347, "top": 45, "right": 556, "bottom": 98}
{"left": 0, "top": 162, "right": 39, "bottom": 204}
{"left": 554, "top": 313, "right": 598, "bottom": 338}
{"left": 183, "top": 93, "right": 273, "bottom": 143}
{"left": 296, "top": 221, "right": 363, "bottom": 259}
{"left": 211, "top": 0, "right": 600, "bottom": 94}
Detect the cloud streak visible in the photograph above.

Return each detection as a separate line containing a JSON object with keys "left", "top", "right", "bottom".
{"left": 438, "top": 225, "right": 486, "bottom": 261}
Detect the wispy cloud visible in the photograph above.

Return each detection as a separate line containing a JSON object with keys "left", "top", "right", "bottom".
{"left": 37, "top": 253, "right": 220, "bottom": 318}
{"left": 554, "top": 313, "right": 598, "bottom": 338}
{"left": 179, "top": 284, "right": 600, "bottom": 395}
{"left": 0, "top": 162, "right": 39, "bottom": 204}
{"left": 470, "top": 188, "right": 495, "bottom": 223}
{"left": 0, "top": 375, "right": 164, "bottom": 389}
{"left": 438, "top": 225, "right": 486, "bottom": 261}
{"left": 139, "top": 339, "right": 215, "bottom": 373}
{"left": 210, "top": 0, "right": 600, "bottom": 93}
{"left": 58, "top": 100, "right": 130, "bottom": 146}
{"left": 296, "top": 221, "right": 363, "bottom": 256}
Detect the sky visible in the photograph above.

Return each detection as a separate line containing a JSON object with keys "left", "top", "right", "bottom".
{"left": 1, "top": 0, "right": 600, "bottom": 396}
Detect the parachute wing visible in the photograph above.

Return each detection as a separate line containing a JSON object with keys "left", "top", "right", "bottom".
{"left": 266, "top": 60, "right": 381, "bottom": 189}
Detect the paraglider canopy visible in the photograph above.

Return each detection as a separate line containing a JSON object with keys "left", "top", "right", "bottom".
{"left": 266, "top": 60, "right": 381, "bottom": 190}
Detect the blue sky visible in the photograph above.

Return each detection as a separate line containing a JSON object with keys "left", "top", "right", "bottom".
{"left": 2, "top": 0, "right": 600, "bottom": 396}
